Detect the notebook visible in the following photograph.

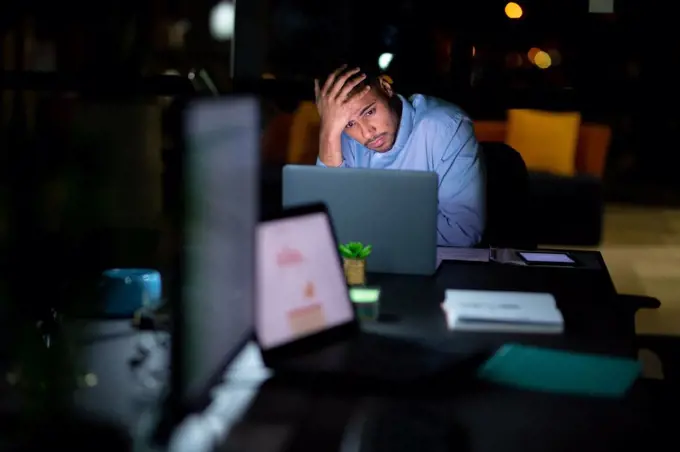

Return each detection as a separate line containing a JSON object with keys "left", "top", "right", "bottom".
{"left": 443, "top": 290, "right": 564, "bottom": 334}
{"left": 479, "top": 344, "right": 641, "bottom": 398}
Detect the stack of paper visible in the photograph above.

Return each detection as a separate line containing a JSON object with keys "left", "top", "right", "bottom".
{"left": 442, "top": 290, "right": 564, "bottom": 334}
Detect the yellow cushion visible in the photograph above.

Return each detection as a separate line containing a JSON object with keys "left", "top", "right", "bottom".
{"left": 506, "top": 109, "right": 581, "bottom": 176}
{"left": 288, "top": 102, "right": 321, "bottom": 164}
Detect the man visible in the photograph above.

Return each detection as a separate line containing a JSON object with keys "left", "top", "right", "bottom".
{"left": 314, "top": 65, "right": 485, "bottom": 247}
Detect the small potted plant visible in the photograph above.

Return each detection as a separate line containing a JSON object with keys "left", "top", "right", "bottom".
{"left": 339, "top": 242, "right": 372, "bottom": 285}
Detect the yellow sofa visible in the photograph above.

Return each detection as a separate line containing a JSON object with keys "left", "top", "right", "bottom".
{"left": 474, "top": 119, "right": 612, "bottom": 179}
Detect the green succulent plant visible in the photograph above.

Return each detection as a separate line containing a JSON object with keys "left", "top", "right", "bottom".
{"left": 339, "top": 242, "right": 372, "bottom": 260}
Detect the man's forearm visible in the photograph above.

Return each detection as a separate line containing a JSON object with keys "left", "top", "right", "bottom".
{"left": 437, "top": 214, "right": 483, "bottom": 247}
{"left": 318, "top": 128, "right": 344, "bottom": 167}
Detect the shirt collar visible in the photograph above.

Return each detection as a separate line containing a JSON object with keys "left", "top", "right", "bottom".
{"left": 381, "top": 94, "right": 414, "bottom": 156}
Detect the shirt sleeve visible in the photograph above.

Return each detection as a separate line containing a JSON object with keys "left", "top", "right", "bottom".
{"left": 433, "top": 117, "right": 486, "bottom": 247}
{"left": 316, "top": 133, "right": 358, "bottom": 168}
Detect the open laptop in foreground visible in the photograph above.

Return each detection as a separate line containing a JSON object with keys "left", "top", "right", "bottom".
{"left": 282, "top": 165, "right": 438, "bottom": 276}
{"left": 255, "top": 203, "right": 484, "bottom": 391}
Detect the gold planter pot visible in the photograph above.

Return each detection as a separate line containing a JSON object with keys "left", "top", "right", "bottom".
{"left": 343, "top": 258, "right": 366, "bottom": 286}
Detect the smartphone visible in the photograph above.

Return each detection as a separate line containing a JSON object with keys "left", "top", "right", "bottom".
{"left": 517, "top": 251, "right": 579, "bottom": 267}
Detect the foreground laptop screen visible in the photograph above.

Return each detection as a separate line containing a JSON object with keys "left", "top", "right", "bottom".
{"left": 256, "top": 211, "right": 354, "bottom": 349}
{"left": 179, "top": 97, "right": 258, "bottom": 403}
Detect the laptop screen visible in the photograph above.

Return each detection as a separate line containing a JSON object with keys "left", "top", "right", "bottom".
{"left": 256, "top": 211, "right": 354, "bottom": 349}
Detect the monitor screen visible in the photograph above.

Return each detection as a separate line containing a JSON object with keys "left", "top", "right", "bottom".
{"left": 518, "top": 252, "right": 575, "bottom": 264}
{"left": 179, "top": 97, "right": 259, "bottom": 404}
{"left": 256, "top": 211, "right": 354, "bottom": 349}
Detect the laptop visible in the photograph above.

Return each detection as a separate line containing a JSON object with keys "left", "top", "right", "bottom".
{"left": 282, "top": 165, "right": 438, "bottom": 276}
{"left": 255, "top": 203, "right": 483, "bottom": 390}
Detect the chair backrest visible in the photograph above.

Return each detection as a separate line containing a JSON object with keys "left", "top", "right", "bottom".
{"left": 480, "top": 142, "right": 536, "bottom": 249}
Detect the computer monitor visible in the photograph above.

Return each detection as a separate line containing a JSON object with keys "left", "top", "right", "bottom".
{"left": 168, "top": 96, "right": 260, "bottom": 423}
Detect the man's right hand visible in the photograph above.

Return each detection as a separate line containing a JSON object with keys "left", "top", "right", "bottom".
{"left": 314, "top": 66, "right": 371, "bottom": 167}
{"left": 314, "top": 65, "right": 371, "bottom": 137}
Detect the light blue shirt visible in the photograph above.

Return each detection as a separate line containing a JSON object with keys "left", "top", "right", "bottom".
{"left": 317, "top": 94, "right": 486, "bottom": 247}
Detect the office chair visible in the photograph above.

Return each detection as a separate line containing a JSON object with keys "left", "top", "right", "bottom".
{"left": 480, "top": 142, "right": 537, "bottom": 249}
{"left": 636, "top": 332, "right": 680, "bottom": 383}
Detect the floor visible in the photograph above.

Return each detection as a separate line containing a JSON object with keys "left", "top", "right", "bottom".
{"left": 558, "top": 204, "right": 680, "bottom": 337}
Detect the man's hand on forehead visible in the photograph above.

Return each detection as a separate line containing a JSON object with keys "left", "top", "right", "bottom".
{"left": 314, "top": 65, "right": 371, "bottom": 134}
{"left": 317, "top": 66, "right": 367, "bottom": 100}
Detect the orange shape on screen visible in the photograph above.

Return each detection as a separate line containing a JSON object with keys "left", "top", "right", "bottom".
{"left": 288, "top": 303, "right": 326, "bottom": 336}
{"left": 304, "top": 281, "right": 315, "bottom": 299}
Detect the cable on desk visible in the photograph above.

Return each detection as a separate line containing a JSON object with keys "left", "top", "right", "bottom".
{"left": 127, "top": 306, "right": 172, "bottom": 390}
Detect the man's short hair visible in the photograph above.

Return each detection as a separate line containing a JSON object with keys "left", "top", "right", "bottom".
{"left": 341, "top": 61, "right": 382, "bottom": 98}
{"left": 318, "top": 60, "right": 388, "bottom": 100}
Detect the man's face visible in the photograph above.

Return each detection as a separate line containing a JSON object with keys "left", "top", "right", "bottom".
{"left": 342, "top": 80, "right": 400, "bottom": 152}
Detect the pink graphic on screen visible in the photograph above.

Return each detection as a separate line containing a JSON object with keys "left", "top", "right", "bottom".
{"left": 256, "top": 212, "right": 354, "bottom": 349}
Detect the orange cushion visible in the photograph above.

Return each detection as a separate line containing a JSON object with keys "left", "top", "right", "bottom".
{"left": 506, "top": 109, "right": 581, "bottom": 176}
{"left": 288, "top": 102, "right": 321, "bottom": 164}
{"left": 261, "top": 113, "right": 293, "bottom": 165}
{"left": 576, "top": 124, "right": 611, "bottom": 178}
{"left": 474, "top": 120, "right": 507, "bottom": 143}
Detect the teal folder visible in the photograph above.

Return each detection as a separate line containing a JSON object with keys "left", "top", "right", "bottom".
{"left": 478, "top": 344, "right": 642, "bottom": 398}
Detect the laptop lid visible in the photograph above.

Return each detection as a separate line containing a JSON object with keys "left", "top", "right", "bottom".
{"left": 255, "top": 203, "right": 359, "bottom": 366}
{"left": 281, "top": 165, "right": 438, "bottom": 276}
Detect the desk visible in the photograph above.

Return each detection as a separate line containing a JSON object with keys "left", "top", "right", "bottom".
{"left": 171, "top": 249, "right": 658, "bottom": 452}
{"left": 175, "top": 346, "right": 677, "bottom": 452}
{"left": 364, "top": 250, "right": 636, "bottom": 357}
{"left": 67, "top": 250, "right": 650, "bottom": 451}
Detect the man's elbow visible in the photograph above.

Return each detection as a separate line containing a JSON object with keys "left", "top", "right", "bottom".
{"left": 437, "top": 227, "right": 483, "bottom": 247}
{"left": 437, "top": 215, "right": 485, "bottom": 247}
{"left": 316, "top": 157, "right": 349, "bottom": 168}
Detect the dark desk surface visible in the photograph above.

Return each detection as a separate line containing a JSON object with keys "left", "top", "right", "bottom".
{"left": 365, "top": 250, "right": 636, "bottom": 358}
{"left": 61, "top": 249, "right": 656, "bottom": 451}
{"left": 228, "top": 376, "right": 678, "bottom": 452}
{"left": 201, "top": 250, "right": 664, "bottom": 452}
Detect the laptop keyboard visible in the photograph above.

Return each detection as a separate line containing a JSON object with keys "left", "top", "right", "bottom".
{"left": 343, "top": 335, "right": 451, "bottom": 378}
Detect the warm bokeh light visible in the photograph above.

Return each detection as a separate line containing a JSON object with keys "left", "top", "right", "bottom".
{"left": 527, "top": 47, "right": 541, "bottom": 63}
{"left": 534, "top": 51, "right": 552, "bottom": 69}
{"left": 472, "top": 46, "right": 476, "bottom": 57}
{"left": 261, "top": 73, "right": 276, "bottom": 79}
{"left": 505, "top": 2, "right": 523, "bottom": 19}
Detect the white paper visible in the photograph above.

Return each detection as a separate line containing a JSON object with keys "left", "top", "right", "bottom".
{"left": 442, "top": 290, "right": 563, "bottom": 334}
{"left": 436, "top": 247, "right": 489, "bottom": 268}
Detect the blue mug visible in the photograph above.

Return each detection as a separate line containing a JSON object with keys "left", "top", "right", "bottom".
{"left": 100, "top": 268, "right": 162, "bottom": 316}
